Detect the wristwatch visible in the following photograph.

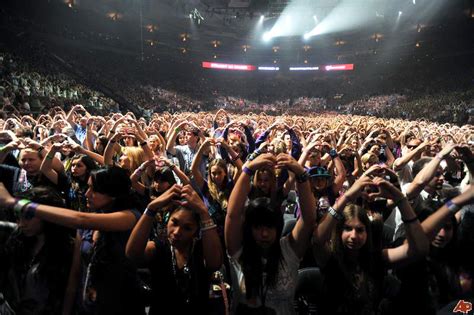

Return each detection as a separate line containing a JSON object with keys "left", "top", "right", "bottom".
{"left": 296, "top": 171, "right": 309, "bottom": 183}
{"left": 329, "top": 149, "right": 338, "bottom": 159}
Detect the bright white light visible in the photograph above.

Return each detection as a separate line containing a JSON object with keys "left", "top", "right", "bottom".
{"left": 289, "top": 66, "right": 319, "bottom": 71}
{"left": 398, "top": 11, "right": 403, "bottom": 16}
{"left": 313, "top": 15, "right": 318, "bottom": 22}
{"left": 263, "top": 32, "right": 272, "bottom": 42}
{"left": 189, "top": 14, "right": 193, "bottom": 19}
{"left": 412, "top": 0, "right": 416, "bottom": 4}
{"left": 303, "top": 33, "right": 311, "bottom": 40}
{"left": 260, "top": 15, "right": 265, "bottom": 21}
{"left": 258, "top": 66, "right": 279, "bottom": 71}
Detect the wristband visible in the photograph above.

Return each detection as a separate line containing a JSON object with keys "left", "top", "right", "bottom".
{"left": 402, "top": 216, "right": 418, "bottom": 224}
{"left": 13, "top": 199, "right": 32, "bottom": 217}
{"left": 201, "top": 219, "right": 215, "bottom": 229}
{"left": 37, "top": 146, "right": 45, "bottom": 155}
{"left": 134, "top": 168, "right": 144, "bottom": 177}
{"left": 175, "top": 127, "right": 180, "bottom": 133}
{"left": 23, "top": 202, "right": 39, "bottom": 220}
{"left": 144, "top": 208, "right": 157, "bottom": 218}
{"left": 295, "top": 171, "right": 309, "bottom": 183}
{"left": 201, "top": 224, "right": 217, "bottom": 232}
{"left": 445, "top": 199, "right": 460, "bottom": 215}
{"left": 328, "top": 207, "right": 344, "bottom": 221}
{"left": 242, "top": 166, "right": 255, "bottom": 177}
{"left": 46, "top": 153, "right": 55, "bottom": 160}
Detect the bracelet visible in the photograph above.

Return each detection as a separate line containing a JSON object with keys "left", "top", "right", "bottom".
{"left": 328, "top": 207, "right": 344, "bottom": 221}
{"left": 37, "top": 146, "right": 45, "bottom": 155}
{"left": 402, "top": 216, "right": 419, "bottom": 224}
{"left": 246, "top": 151, "right": 260, "bottom": 162}
{"left": 13, "top": 199, "right": 32, "bottom": 217}
{"left": 144, "top": 208, "right": 157, "bottom": 218}
{"left": 134, "top": 168, "right": 144, "bottom": 177}
{"left": 445, "top": 199, "right": 460, "bottom": 215}
{"left": 295, "top": 171, "right": 309, "bottom": 183}
{"left": 140, "top": 141, "right": 148, "bottom": 147}
{"left": 23, "top": 202, "right": 39, "bottom": 219}
{"left": 201, "top": 224, "right": 217, "bottom": 232}
{"left": 201, "top": 219, "right": 215, "bottom": 229}
{"left": 46, "top": 153, "right": 55, "bottom": 160}
{"left": 242, "top": 166, "right": 255, "bottom": 177}
{"left": 394, "top": 196, "right": 408, "bottom": 208}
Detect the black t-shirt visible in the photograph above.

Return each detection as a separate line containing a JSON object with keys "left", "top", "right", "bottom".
{"left": 149, "top": 239, "right": 211, "bottom": 315}
{"left": 85, "top": 209, "right": 145, "bottom": 315}
{"left": 319, "top": 252, "right": 385, "bottom": 315}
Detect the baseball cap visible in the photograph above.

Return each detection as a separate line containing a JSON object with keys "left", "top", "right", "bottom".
{"left": 308, "top": 166, "right": 331, "bottom": 178}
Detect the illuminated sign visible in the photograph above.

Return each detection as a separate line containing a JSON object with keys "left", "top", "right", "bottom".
{"left": 324, "top": 64, "right": 354, "bottom": 71}
{"left": 258, "top": 66, "right": 280, "bottom": 71}
{"left": 289, "top": 66, "right": 319, "bottom": 71}
{"left": 202, "top": 62, "right": 256, "bottom": 71}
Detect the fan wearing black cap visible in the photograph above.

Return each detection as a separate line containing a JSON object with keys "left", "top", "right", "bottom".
{"left": 301, "top": 146, "right": 346, "bottom": 221}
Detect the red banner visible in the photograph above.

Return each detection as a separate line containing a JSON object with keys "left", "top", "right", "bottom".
{"left": 324, "top": 64, "right": 354, "bottom": 71}
{"left": 202, "top": 62, "right": 256, "bottom": 71}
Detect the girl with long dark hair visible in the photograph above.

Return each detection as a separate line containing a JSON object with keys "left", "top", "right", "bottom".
{"left": 312, "top": 176, "right": 430, "bottom": 314}
{"left": 0, "top": 187, "right": 73, "bottom": 315}
{"left": 0, "top": 166, "right": 145, "bottom": 315}
{"left": 125, "top": 184, "right": 223, "bottom": 314}
{"left": 225, "top": 153, "right": 315, "bottom": 314}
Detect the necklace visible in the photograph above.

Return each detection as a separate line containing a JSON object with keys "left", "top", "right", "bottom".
{"left": 170, "top": 245, "right": 192, "bottom": 304}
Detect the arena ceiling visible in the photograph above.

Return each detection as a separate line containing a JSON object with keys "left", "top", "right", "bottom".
{"left": 3, "top": 0, "right": 474, "bottom": 68}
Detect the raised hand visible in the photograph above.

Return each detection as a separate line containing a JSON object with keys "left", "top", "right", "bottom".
{"left": 369, "top": 177, "right": 405, "bottom": 202}
{"left": 344, "top": 176, "right": 375, "bottom": 202}
{"left": 276, "top": 153, "right": 304, "bottom": 175}
{"left": 247, "top": 153, "right": 276, "bottom": 171}
{"left": 147, "top": 184, "right": 182, "bottom": 211}
{"left": 175, "top": 185, "right": 207, "bottom": 214}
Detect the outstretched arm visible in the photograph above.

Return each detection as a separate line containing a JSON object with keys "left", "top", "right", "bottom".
{"left": 277, "top": 153, "right": 315, "bottom": 258}
{"left": 225, "top": 154, "right": 276, "bottom": 256}
{"left": 0, "top": 183, "right": 137, "bottom": 231}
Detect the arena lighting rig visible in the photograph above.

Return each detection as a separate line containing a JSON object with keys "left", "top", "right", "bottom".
{"left": 202, "top": 62, "right": 354, "bottom": 72}
{"left": 189, "top": 8, "right": 204, "bottom": 25}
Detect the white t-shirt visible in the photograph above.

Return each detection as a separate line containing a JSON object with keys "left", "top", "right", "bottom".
{"left": 228, "top": 236, "right": 300, "bottom": 315}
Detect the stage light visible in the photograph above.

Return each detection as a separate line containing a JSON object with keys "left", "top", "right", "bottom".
{"left": 303, "top": 33, "right": 311, "bottom": 40}
{"left": 260, "top": 15, "right": 265, "bottom": 21}
{"left": 398, "top": 11, "right": 403, "bottom": 16}
{"left": 263, "top": 32, "right": 272, "bottom": 42}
